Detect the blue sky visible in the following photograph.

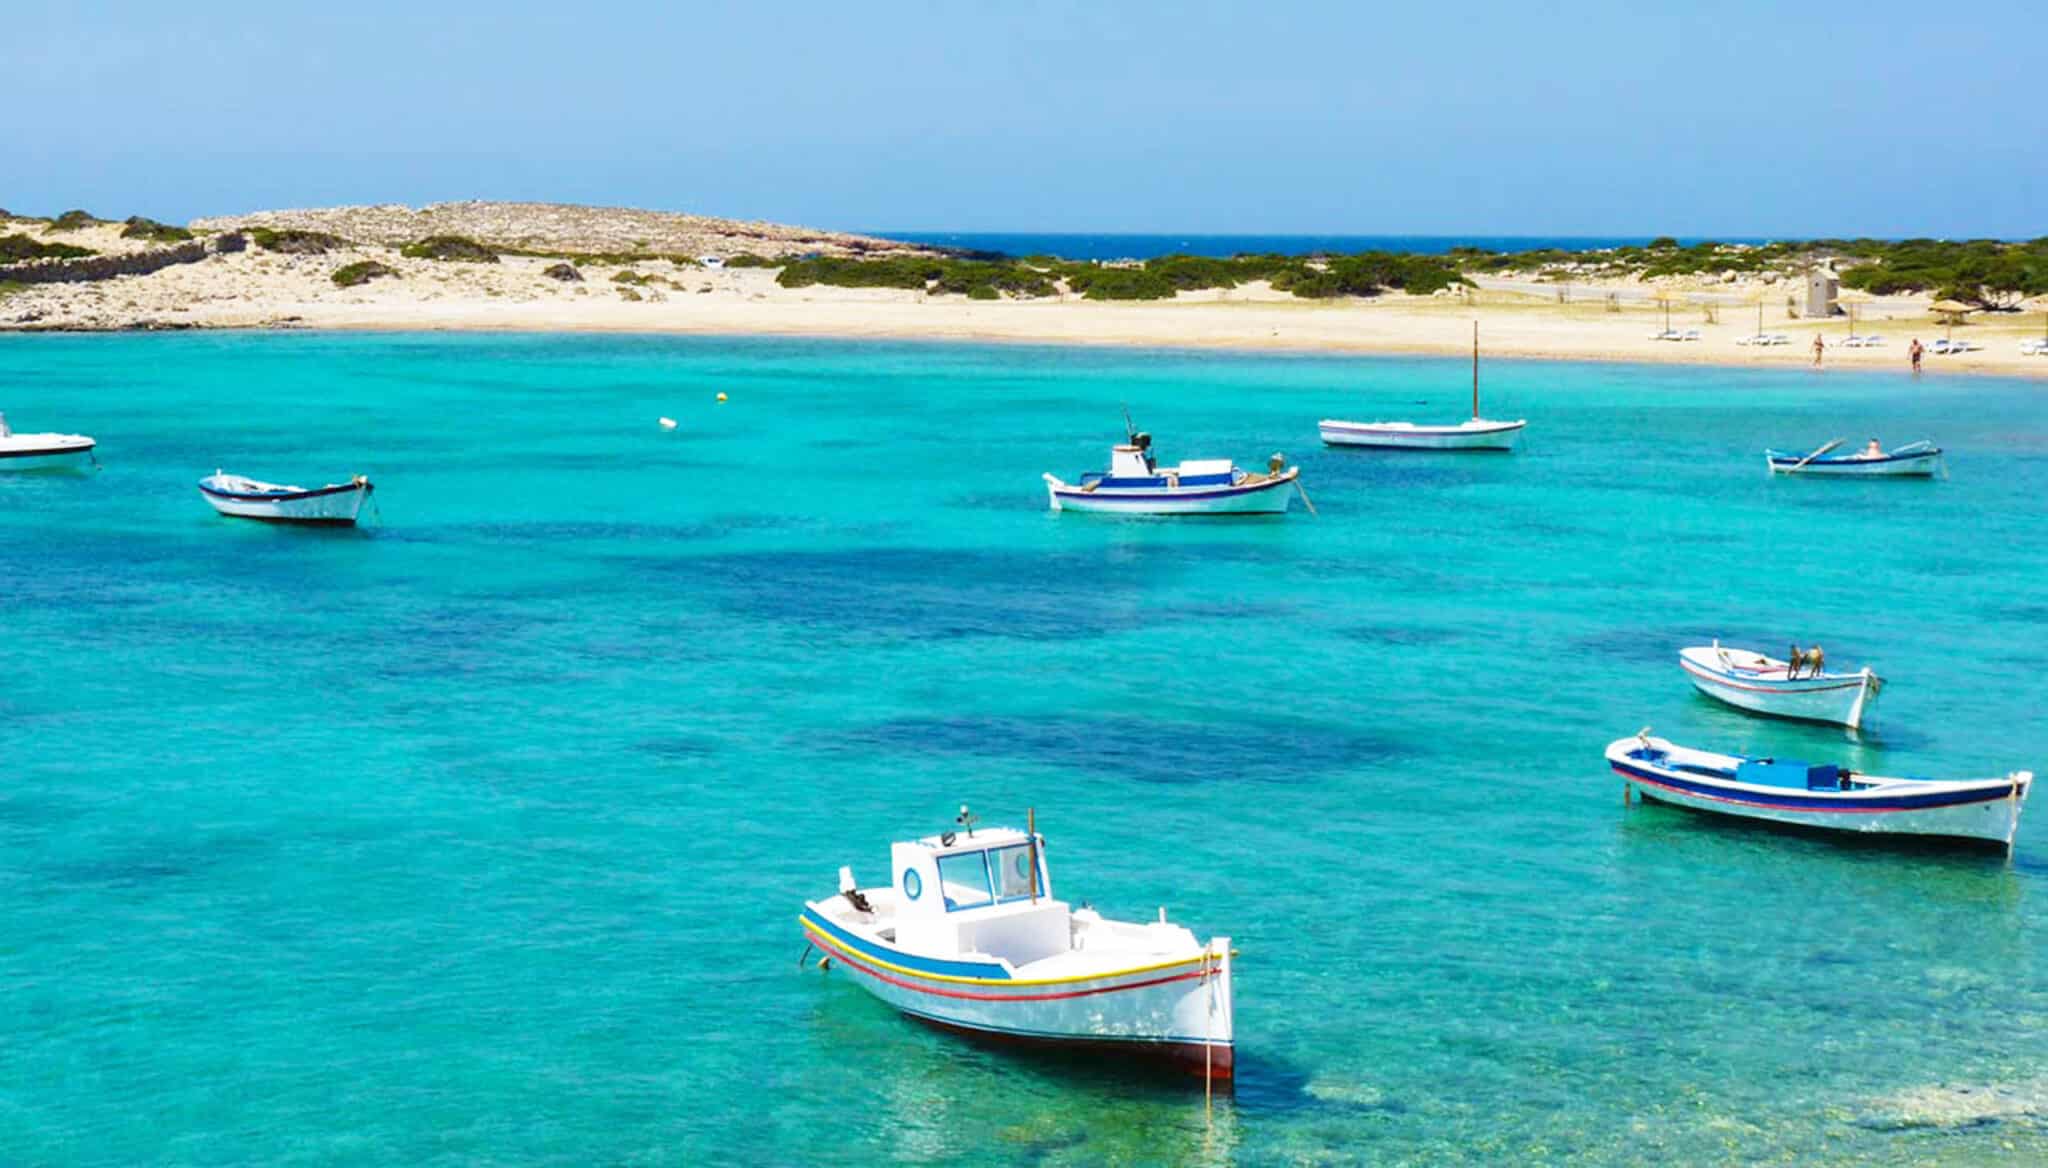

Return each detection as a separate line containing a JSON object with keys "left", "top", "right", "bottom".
{"left": 4, "top": 0, "right": 2041, "bottom": 236}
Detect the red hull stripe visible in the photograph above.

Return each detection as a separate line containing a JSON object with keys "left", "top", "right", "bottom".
{"left": 805, "top": 922, "right": 1212, "bottom": 1002}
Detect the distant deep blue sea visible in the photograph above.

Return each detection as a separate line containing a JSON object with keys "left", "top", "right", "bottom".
{"left": 870, "top": 232, "right": 1771, "bottom": 260}
{"left": 3, "top": 332, "right": 2044, "bottom": 1165}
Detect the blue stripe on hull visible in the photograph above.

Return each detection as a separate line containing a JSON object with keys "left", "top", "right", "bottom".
{"left": 1052, "top": 480, "right": 1291, "bottom": 504}
{"left": 800, "top": 907, "right": 1013, "bottom": 980}
{"left": 1612, "top": 759, "right": 2007, "bottom": 813}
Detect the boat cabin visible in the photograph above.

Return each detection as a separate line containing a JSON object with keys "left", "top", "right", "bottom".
{"left": 1086, "top": 443, "right": 1239, "bottom": 489}
{"left": 889, "top": 827, "right": 1069, "bottom": 967}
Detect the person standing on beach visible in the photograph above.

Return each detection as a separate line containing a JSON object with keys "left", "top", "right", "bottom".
{"left": 1812, "top": 334, "right": 1825, "bottom": 367}
{"left": 1910, "top": 338, "right": 1924, "bottom": 373}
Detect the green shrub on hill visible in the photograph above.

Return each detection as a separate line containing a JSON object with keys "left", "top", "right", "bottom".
{"left": 120, "top": 217, "right": 194, "bottom": 243}
{"left": 48, "top": 209, "right": 100, "bottom": 232}
{"left": 400, "top": 235, "right": 499, "bottom": 263}
{"left": 724, "top": 253, "right": 777, "bottom": 268}
{"left": 332, "top": 260, "right": 396, "bottom": 287}
{"left": 930, "top": 261, "right": 1056, "bottom": 298}
{"left": 778, "top": 255, "right": 945, "bottom": 290}
{"left": 0, "top": 234, "right": 97, "bottom": 262}
{"left": 250, "top": 227, "right": 350, "bottom": 255}
{"left": 1838, "top": 238, "right": 2048, "bottom": 306}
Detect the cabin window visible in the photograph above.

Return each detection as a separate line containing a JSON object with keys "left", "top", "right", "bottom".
{"left": 901, "top": 868, "right": 922, "bottom": 901}
{"left": 989, "top": 843, "right": 1038, "bottom": 902}
{"left": 935, "top": 851, "right": 993, "bottom": 911}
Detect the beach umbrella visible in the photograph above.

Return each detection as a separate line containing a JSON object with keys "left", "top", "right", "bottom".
{"left": 1930, "top": 298, "right": 1972, "bottom": 342}
{"left": 1653, "top": 288, "right": 1688, "bottom": 332}
{"left": 1837, "top": 288, "right": 1873, "bottom": 335}
{"left": 1745, "top": 287, "right": 1774, "bottom": 337}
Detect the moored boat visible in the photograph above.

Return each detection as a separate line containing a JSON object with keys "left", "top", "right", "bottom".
{"left": 0, "top": 412, "right": 97, "bottom": 471}
{"left": 799, "top": 809, "right": 1235, "bottom": 1080}
{"left": 1318, "top": 417, "right": 1526, "bottom": 450}
{"left": 1320, "top": 322, "right": 1525, "bottom": 451}
{"left": 1044, "top": 430, "right": 1300, "bottom": 515}
{"left": 198, "top": 470, "right": 374, "bottom": 526}
{"left": 1680, "top": 641, "right": 1883, "bottom": 730}
{"left": 1607, "top": 733, "right": 2031, "bottom": 850}
{"left": 1766, "top": 439, "right": 1942, "bottom": 477}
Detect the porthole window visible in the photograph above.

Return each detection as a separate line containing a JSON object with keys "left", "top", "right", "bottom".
{"left": 902, "top": 868, "right": 923, "bottom": 900}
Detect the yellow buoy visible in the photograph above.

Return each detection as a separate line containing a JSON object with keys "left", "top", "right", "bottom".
{"left": 716, "top": 392, "right": 728, "bottom": 403}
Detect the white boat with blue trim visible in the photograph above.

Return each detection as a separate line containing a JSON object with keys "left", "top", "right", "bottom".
{"left": 799, "top": 809, "right": 1235, "bottom": 1080}
{"left": 1766, "top": 438, "right": 1943, "bottom": 477}
{"left": 1608, "top": 733, "right": 2031, "bottom": 850}
{"left": 0, "top": 412, "right": 97, "bottom": 471}
{"left": 1680, "top": 642, "right": 1883, "bottom": 730}
{"left": 199, "top": 470, "right": 374, "bottom": 526}
{"left": 1319, "top": 417, "right": 1525, "bottom": 450}
{"left": 1044, "top": 431, "right": 1299, "bottom": 515}
{"left": 1319, "top": 323, "right": 1524, "bottom": 451}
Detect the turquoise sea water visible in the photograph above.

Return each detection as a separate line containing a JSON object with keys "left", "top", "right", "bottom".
{"left": 3, "top": 333, "right": 2044, "bottom": 1166}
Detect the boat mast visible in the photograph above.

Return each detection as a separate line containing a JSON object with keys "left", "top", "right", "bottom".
{"left": 1471, "top": 321, "right": 1480, "bottom": 420}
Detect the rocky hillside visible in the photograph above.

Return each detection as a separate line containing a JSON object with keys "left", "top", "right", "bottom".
{"left": 189, "top": 201, "right": 927, "bottom": 259}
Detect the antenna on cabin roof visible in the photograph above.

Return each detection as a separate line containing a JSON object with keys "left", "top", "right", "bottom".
{"left": 955, "top": 804, "right": 978, "bottom": 837}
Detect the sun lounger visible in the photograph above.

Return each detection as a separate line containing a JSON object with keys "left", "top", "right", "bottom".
{"left": 1680, "top": 329, "right": 1701, "bottom": 341}
{"left": 1648, "top": 329, "right": 1682, "bottom": 341}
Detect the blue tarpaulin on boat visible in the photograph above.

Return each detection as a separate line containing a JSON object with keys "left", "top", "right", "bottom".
{"left": 1735, "top": 759, "right": 1840, "bottom": 790}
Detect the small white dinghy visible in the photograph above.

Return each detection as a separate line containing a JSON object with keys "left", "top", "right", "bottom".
{"left": 1680, "top": 641, "right": 1883, "bottom": 730}
{"left": 1766, "top": 438, "right": 1943, "bottom": 477}
{"left": 1609, "top": 733, "right": 2031, "bottom": 851}
{"left": 1320, "top": 323, "right": 1525, "bottom": 451}
{"left": 198, "top": 470, "right": 374, "bottom": 526}
{"left": 799, "top": 808, "right": 1236, "bottom": 1081}
{"left": 1044, "top": 429, "right": 1303, "bottom": 516}
{"left": 0, "top": 411, "right": 97, "bottom": 471}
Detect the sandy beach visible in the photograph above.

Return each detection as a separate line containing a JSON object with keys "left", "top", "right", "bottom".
{"left": 6, "top": 207, "right": 2045, "bottom": 377}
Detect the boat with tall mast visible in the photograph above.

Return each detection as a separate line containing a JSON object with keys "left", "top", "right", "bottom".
{"left": 1319, "top": 323, "right": 1527, "bottom": 451}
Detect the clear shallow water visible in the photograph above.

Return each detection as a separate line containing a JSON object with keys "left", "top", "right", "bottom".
{"left": 2, "top": 332, "right": 2044, "bottom": 1166}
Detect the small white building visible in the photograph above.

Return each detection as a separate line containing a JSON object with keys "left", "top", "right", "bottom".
{"left": 1807, "top": 267, "right": 1841, "bottom": 318}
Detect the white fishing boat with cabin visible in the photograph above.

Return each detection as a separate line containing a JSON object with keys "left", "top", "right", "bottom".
{"left": 0, "top": 412, "right": 97, "bottom": 471}
{"left": 1608, "top": 733, "right": 2030, "bottom": 850}
{"left": 198, "top": 470, "right": 375, "bottom": 526}
{"left": 1766, "top": 438, "right": 1943, "bottom": 477}
{"left": 1680, "top": 641, "right": 1883, "bottom": 730}
{"left": 1044, "top": 430, "right": 1303, "bottom": 515}
{"left": 799, "top": 808, "right": 1236, "bottom": 1080}
{"left": 1320, "top": 323, "right": 1525, "bottom": 451}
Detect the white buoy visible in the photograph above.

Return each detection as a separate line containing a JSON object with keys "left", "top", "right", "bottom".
{"left": 658, "top": 417, "right": 678, "bottom": 430}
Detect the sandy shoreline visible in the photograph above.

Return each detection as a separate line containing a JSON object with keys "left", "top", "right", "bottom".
{"left": 6, "top": 214, "right": 2045, "bottom": 377}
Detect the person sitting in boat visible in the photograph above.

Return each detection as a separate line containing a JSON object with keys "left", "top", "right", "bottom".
{"left": 1853, "top": 438, "right": 1884, "bottom": 460}
{"left": 1133, "top": 431, "right": 1156, "bottom": 472}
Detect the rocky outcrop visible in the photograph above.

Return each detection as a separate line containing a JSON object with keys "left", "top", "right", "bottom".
{"left": 542, "top": 262, "right": 583, "bottom": 282}
{"left": 192, "top": 201, "right": 933, "bottom": 260}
